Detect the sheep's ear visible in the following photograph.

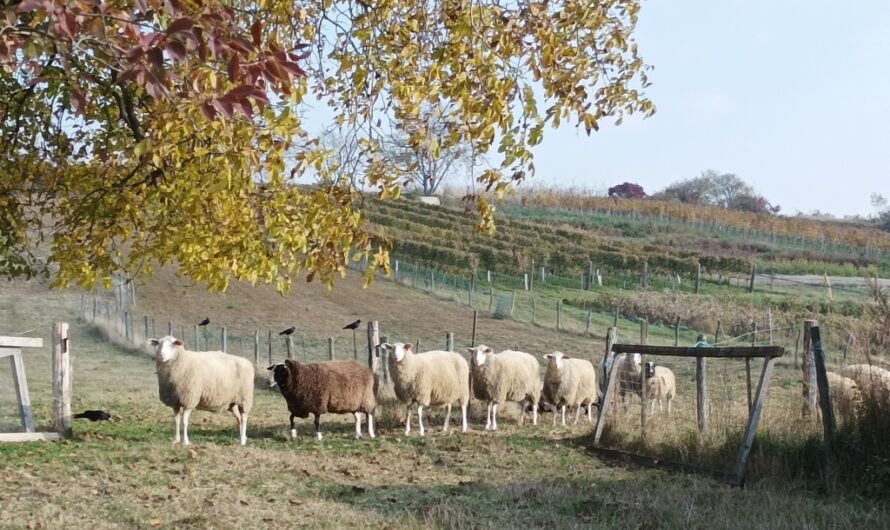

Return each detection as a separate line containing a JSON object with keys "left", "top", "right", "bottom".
{"left": 542, "top": 353, "right": 552, "bottom": 360}
{"left": 147, "top": 338, "right": 159, "bottom": 347}
{"left": 404, "top": 343, "right": 413, "bottom": 351}
{"left": 173, "top": 339, "right": 183, "bottom": 347}
{"left": 563, "top": 354, "right": 572, "bottom": 359}
{"left": 266, "top": 365, "right": 276, "bottom": 371}
{"left": 380, "top": 343, "right": 392, "bottom": 352}
{"left": 483, "top": 346, "right": 494, "bottom": 354}
{"left": 465, "top": 348, "right": 476, "bottom": 354}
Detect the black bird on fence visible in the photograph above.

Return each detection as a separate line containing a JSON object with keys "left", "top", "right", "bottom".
{"left": 279, "top": 326, "right": 296, "bottom": 336}
{"left": 343, "top": 319, "right": 361, "bottom": 330}
{"left": 73, "top": 410, "right": 111, "bottom": 422}
{"left": 198, "top": 317, "right": 210, "bottom": 326}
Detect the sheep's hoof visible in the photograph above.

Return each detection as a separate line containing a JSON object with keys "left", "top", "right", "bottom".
{"left": 369, "top": 433, "right": 376, "bottom": 439}
{"left": 290, "top": 429, "right": 297, "bottom": 440}
{"left": 315, "top": 432, "right": 323, "bottom": 441}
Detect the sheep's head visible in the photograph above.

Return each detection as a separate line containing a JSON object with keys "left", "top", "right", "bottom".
{"left": 147, "top": 336, "right": 183, "bottom": 363}
{"left": 543, "top": 351, "right": 571, "bottom": 371}
{"left": 644, "top": 361, "right": 655, "bottom": 379}
{"left": 267, "top": 360, "right": 297, "bottom": 388}
{"left": 466, "top": 345, "right": 494, "bottom": 367}
{"left": 381, "top": 342, "right": 412, "bottom": 363}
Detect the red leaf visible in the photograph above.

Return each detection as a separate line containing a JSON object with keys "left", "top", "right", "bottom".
{"left": 228, "top": 36, "right": 254, "bottom": 54}
{"left": 15, "top": 0, "right": 43, "bottom": 12}
{"left": 227, "top": 55, "right": 240, "bottom": 81}
{"left": 146, "top": 48, "right": 164, "bottom": 69}
{"left": 165, "top": 41, "right": 186, "bottom": 61}
{"left": 200, "top": 102, "right": 217, "bottom": 120}
{"left": 140, "top": 32, "right": 160, "bottom": 48}
{"left": 237, "top": 100, "right": 253, "bottom": 118}
{"left": 125, "top": 45, "right": 145, "bottom": 60}
{"left": 70, "top": 88, "right": 86, "bottom": 114}
{"left": 116, "top": 67, "right": 138, "bottom": 83}
{"left": 278, "top": 61, "right": 305, "bottom": 77}
{"left": 250, "top": 20, "right": 263, "bottom": 46}
{"left": 167, "top": 17, "right": 194, "bottom": 34}
{"left": 213, "top": 98, "right": 233, "bottom": 117}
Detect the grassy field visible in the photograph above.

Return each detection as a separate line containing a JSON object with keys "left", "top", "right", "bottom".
{"left": 2, "top": 275, "right": 889, "bottom": 529}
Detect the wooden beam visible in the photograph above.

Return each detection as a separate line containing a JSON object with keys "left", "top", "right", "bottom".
{"left": 734, "top": 356, "right": 778, "bottom": 486}
{"left": 593, "top": 357, "right": 621, "bottom": 446}
{"left": 9, "top": 351, "right": 35, "bottom": 432}
{"left": 611, "top": 344, "right": 785, "bottom": 359}
{"left": 53, "top": 323, "right": 72, "bottom": 438}
{"left": 0, "top": 432, "right": 61, "bottom": 443}
{"left": 0, "top": 336, "right": 43, "bottom": 349}
{"left": 810, "top": 325, "right": 836, "bottom": 447}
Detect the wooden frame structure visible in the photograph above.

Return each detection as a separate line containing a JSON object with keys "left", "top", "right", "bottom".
{"left": 0, "top": 335, "right": 60, "bottom": 442}
{"left": 592, "top": 343, "right": 785, "bottom": 486}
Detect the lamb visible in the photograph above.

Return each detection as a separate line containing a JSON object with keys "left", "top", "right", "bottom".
{"left": 466, "top": 345, "right": 542, "bottom": 430}
{"left": 267, "top": 359, "right": 377, "bottom": 440}
{"left": 601, "top": 352, "right": 642, "bottom": 411}
{"left": 825, "top": 371, "right": 862, "bottom": 420}
{"left": 148, "top": 336, "right": 255, "bottom": 446}
{"left": 644, "top": 362, "right": 676, "bottom": 415}
{"left": 542, "top": 352, "right": 598, "bottom": 426}
{"left": 380, "top": 342, "right": 470, "bottom": 436}
{"left": 838, "top": 364, "right": 890, "bottom": 401}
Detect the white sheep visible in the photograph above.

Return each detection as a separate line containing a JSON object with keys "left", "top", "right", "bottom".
{"left": 467, "top": 345, "right": 541, "bottom": 430}
{"left": 838, "top": 364, "right": 890, "bottom": 401}
{"left": 381, "top": 342, "right": 470, "bottom": 436}
{"left": 542, "top": 352, "right": 598, "bottom": 426}
{"left": 825, "top": 371, "right": 862, "bottom": 420}
{"left": 148, "top": 336, "right": 255, "bottom": 446}
{"left": 644, "top": 362, "right": 676, "bottom": 415}
{"left": 601, "top": 352, "right": 642, "bottom": 411}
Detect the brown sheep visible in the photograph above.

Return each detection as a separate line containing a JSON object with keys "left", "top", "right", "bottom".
{"left": 268, "top": 359, "right": 377, "bottom": 440}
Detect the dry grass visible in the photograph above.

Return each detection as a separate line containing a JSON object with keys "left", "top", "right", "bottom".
{"left": 1, "top": 276, "right": 889, "bottom": 528}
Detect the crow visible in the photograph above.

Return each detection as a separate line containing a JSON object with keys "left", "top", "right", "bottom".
{"left": 73, "top": 410, "right": 111, "bottom": 422}
{"left": 279, "top": 326, "right": 296, "bottom": 336}
{"left": 198, "top": 317, "right": 210, "bottom": 326}
{"left": 343, "top": 319, "right": 361, "bottom": 330}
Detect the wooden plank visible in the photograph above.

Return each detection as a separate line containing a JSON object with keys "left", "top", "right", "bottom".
{"left": 593, "top": 357, "right": 621, "bottom": 446}
{"left": 802, "top": 320, "right": 818, "bottom": 414}
{"left": 471, "top": 310, "right": 478, "bottom": 347}
{"left": 0, "top": 432, "right": 61, "bottom": 443}
{"left": 0, "top": 336, "right": 43, "bottom": 348}
{"left": 367, "top": 321, "right": 379, "bottom": 371}
{"left": 696, "top": 355, "right": 708, "bottom": 437}
{"left": 810, "top": 325, "right": 836, "bottom": 447}
{"left": 10, "top": 351, "right": 35, "bottom": 432}
{"left": 611, "top": 344, "right": 784, "bottom": 359}
{"left": 734, "top": 356, "right": 778, "bottom": 486}
{"left": 53, "top": 323, "right": 72, "bottom": 437}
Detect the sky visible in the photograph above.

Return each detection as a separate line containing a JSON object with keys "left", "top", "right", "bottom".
{"left": 523, "top": 0, "right": 890, "bottom": 218}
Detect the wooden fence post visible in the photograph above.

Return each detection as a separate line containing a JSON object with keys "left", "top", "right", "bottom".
{"left": 221, "top": 326, "right": 227, "bottom": 353}
{"left": 585, "top": 309, "right": 592, "bottom": 334}
{"left": 394, "top": 260, "right": 399, "bottom": 282}
{"left": 746, "top": 323, "right": 755, "bottom": 415}
{"left": 367, "top": 321, "right": 380, "bottom": 372}
{"left": 413, "top": 262, "right": 418, "bottom": 288}
{"left": 510, "top": 290, "right": 516, "bottom": 317}
{"left": 446, "top": 332, "right": 454, "bottom": 352}
{"left": 556, "top": 301, "right": 561, "bottom": 330}
{"left": 802, "top": 319, "right": 818, "bottom": 415}
{"left": 254, "top": 331, "right": 259, "bottom": 366}
{"left": 523, "top": 273, "right": 529, "bottom": 291}
{"left": 809, "top": 325, "right": 836, "bottom": 448}
{"left": 640, "top": 321, "right": 649, "bottom": 445}
{"left": 168, "top": 320, "right": 173, "bottom": 336}
{"left": 674, "top": 317, "right": 681, "bottom": 347}
{"left": 53, "top": 322, "right": 72, "bottom": 438}
{"left": 194, "top": 325, "right": 199, "bottom": 351}
{"left": 695, "top": 334, "right": 709, "bottom": 438}
{"left": 268, "top": 330, "right": 273, "bottom": 365}
{"left": 471, "top": 310, "right": 478, "bottom": 347}
{"left": 695, "top": 262, "right": 701, "bottom": 294}
{"left": 124, "top": 311, "right": 131, "bottom": 341}
{"left": 489, "top": 287, "right": 494, "bottom": 312}
{"left": 747, "top": 263, "right": 756, "bottom": 293}
{"left": 143, "top": 315, "right": 149, "bottom": 340}
{"left": 286, "top": 335, "right": 293, "bottom": 359}
{"left": 328, "top": 337, "right": 335, "bottom": 360}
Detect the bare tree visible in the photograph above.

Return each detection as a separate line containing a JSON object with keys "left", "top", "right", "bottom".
{"left": 384, "top": 109, "right": 471, "bottom": 196}
{"left": 317, "top": 127, "right": 367, "bottom": 188}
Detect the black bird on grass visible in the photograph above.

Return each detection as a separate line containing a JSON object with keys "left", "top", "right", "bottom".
{"left": 73, "top": 410, "right": 111, "bottom": 422}
{"left": 198, "top": 317, "right": 210, "bottom": 326}
{"left": 343, "top": 319, "right": 362, "bottom": 330}
{"left": 279, "top": 326, "right": 296, "bottom": 336}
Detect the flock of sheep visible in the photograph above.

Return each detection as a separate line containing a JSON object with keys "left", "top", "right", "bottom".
{"left": 146, "top": 334, "right": 888, "bottom": 446}
{"left": 145, "top": 334, "right": 681, "bottom": 445}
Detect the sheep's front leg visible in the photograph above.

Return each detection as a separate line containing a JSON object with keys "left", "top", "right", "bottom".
{"left": 460, "top": 402, "right": 468, "bottom": 433}
{"left": 239, "top": 412, "right": 249, "bottom": 446}
{"left": 354, "top": 412, "right": 363, "bottom": 439}
{"left": 182, "top": 408, "right": 193, "bottom": 446}
{"left": 367, "top": 413, "right": 376, "bottom": 438}
{"left": 442, "top": 404, "right": 452, "bottom": 433}
{"left": 314, "top": 414, "right": 323, "bottom": 441}
{"left": 560, "top": 404, "right": 567, "bottom": 426}
{"left": 172, "top": 407, "right": 182, "bottom": 444}
{"left": 532, "top": 400, "right": 539, "bottom": 425}
{"left": 485, "top": 402, "right": 492, "bottom": 431}
{"left": 491, "top": 403, "right": 498, "bottom": 431}
{"left": 573, "top": 404, "right": 581, "bottom": 425}
{"left": 290, "top": 414, "right": 297, "bottom": 440}
{"left": 417, "top": 405, "right": 425, "bottom": 437}
{"left": 405, "top": 406, "right": 413, "bottom": 436}
{"left": 587, "top": 402, "right": 594, "bottom": 423}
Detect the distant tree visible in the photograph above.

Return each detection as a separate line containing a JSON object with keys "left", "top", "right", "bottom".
{"left": 608, "top": 182, "right": 647, "bottom": 199}
{"left": 654, "top": 170, "right": 779, "bottom": 214}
